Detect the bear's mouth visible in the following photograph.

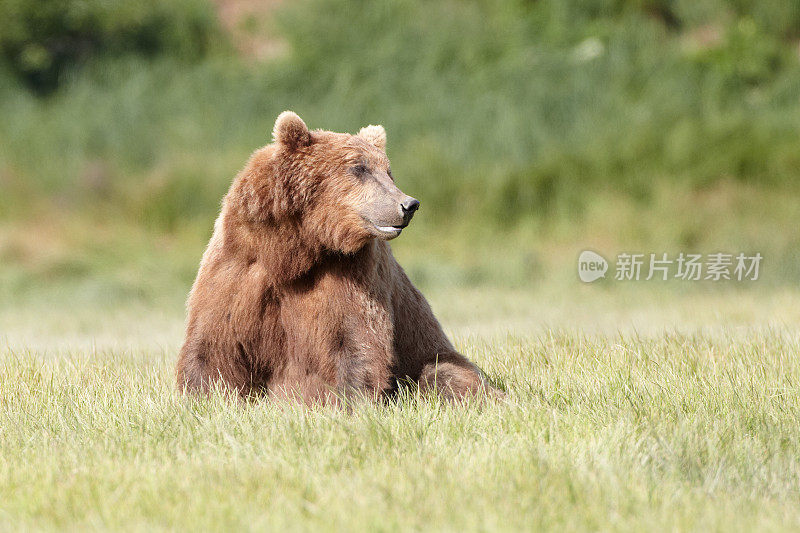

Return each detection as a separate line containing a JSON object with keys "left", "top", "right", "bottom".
{"left": 375, "top": 224, "right": 405, "bottom": 234}
{"left": 370, "top": 223, "right": 406, "bottom": 239}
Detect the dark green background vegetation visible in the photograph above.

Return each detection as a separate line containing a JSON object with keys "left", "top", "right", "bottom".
{"left": 2, "top": 0, "right": 799, "bottom": 296}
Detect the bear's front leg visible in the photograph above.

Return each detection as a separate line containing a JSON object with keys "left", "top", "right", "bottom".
{"left": 417, "top": 351, "right": 499, "bottom": 402}
{"left": 390, "top": 263, "right": 501, "bottom": 402}
{"left": 279, "top": 272, "right": 395, "bottom": 404}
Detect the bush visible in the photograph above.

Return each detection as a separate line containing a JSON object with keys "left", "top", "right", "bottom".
{"left": 2, "top": 0, "right": 800, "bottom": 232}
{"left": 0, "top": 0, "right": 222, "bottom": 94}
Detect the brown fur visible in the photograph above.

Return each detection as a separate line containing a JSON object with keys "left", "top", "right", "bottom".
{"left": 176, "top": 112, "right": 495, "bottom": 404}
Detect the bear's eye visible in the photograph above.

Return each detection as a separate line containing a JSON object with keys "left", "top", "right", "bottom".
{"left": 352, "top": 164, "right": 369, "bottom": 176}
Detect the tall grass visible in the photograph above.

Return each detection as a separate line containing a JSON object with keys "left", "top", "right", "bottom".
{"left": 2, "top": 0, "right": 800, "bottom": 289}
{"left": 3, "top": 0, "right": 800, "bottom": 223}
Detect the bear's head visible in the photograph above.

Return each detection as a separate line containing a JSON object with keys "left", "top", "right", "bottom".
{"left": 237, "top": 111, "right": 419, "bottom": 254}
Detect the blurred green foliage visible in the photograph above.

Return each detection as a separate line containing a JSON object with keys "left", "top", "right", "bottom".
{"left": 1, "top": 0, "right": 800, "bottom": 255}
{"left": 0, "top": 0, "right": 221, "bottom": 93}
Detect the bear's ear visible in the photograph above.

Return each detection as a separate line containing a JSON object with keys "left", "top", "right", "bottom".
{"left": 273, "top": 111, "right": 311, "bottom": 149}
{"left": 357, "top": 124, "right": 386, "bottom": 151}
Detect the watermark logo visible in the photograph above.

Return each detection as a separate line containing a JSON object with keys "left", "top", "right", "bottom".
{"left": 578, "top": 251, "right": 762, "bottom": 282}
{"left": 578, "top": 250, "right": 609, "bottom": 283}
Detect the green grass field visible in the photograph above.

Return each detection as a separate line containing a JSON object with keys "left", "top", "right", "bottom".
{"left": 3, "top": 281, "right": 800, "bottom": 531}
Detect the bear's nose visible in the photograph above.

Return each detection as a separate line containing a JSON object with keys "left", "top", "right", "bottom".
{"left": 401, "top": 198, "right": 420, "bottom": 215}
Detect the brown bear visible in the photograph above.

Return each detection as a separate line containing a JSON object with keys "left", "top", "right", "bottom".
{"left": 176, "top": 111, "right": 496, "bottom": 404}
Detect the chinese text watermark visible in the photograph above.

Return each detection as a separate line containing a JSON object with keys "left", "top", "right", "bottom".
{"left": 579, "top": 251, "right": 762, "bottom": 283}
